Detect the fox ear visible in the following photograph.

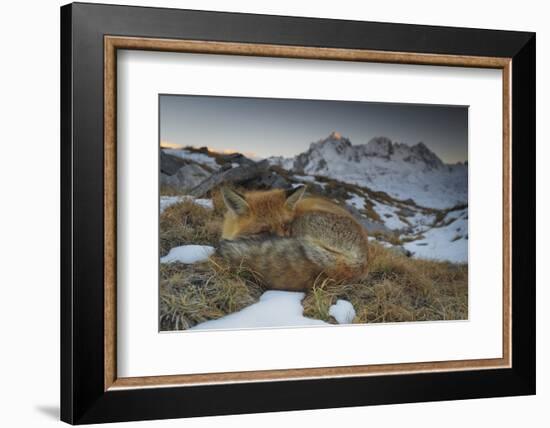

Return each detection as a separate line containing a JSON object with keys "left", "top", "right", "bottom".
{"left": 285, "top": 185, "right": 306, "bottom": 209}
{"left": 221, "top": 187, "right": 249, "bottom": 215}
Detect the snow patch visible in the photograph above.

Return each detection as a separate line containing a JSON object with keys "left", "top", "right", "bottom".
{"left": 160, "top": 245, "right": 215, "bottom": 264}
{"left": 191, "top": 291, "right": 328, "bottom": 330}
{"left": 329, "top": 299, "right": 356, "bottom": 324}
{"left": 160, "top": 196, "right": 213, "bottom": 213}
{"left": 408, "top": 211, "right": 437, "bottom": 233}
{"left": 268, "top": 156, "right": 294, "bottom": 171}
{"left": 372, "top": 201, "right": 409, "bottom": 230}
{"left": 163, "top": 149, "right": 220, "bottom": 170}
{"left": 347, "top": 194, "right": 365, "bottom": 210}
{"left": 403, "top": 209, "right": 468, "bottom": 263}
{"left": 192, "top": 198, "right": 214, "bottom": 210}
{"left": 295, "top": 175, "right": 317, "bottom": 183}
{"left": 293, "top": 175, "right": 327, "bottom": 189}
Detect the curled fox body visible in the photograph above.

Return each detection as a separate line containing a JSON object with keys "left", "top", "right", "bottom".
{"left": 218, "top": 186, "right": 369, "bottom": 291}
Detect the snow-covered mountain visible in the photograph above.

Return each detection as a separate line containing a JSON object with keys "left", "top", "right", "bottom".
{"left": 270, "top": 132, "right": 467, "bottom": 209}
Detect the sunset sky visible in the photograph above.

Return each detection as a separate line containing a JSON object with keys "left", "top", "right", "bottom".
{"left": 160, "top": 94, "right": 468, "bottom": 163}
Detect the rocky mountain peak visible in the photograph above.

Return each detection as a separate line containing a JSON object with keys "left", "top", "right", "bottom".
{"left": 364, "top": 136, "right": 394, "bottom": 158}
{"left": 329, "top": 131, "right": 343, "bottom": 140}
{"left": 307, "top": 132, "right": 353, "bottom": 156}
{"left": 404, "top": 141, "right": 444, "bottom": 170}
{"left": 302, "top": 133, "right": 445, "bottom": 170}
{"left": 314, "top": 131, "right": 350, "bottom": 145}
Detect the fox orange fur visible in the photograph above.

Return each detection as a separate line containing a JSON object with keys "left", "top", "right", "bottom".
{"left": 218, "top": 186, "right": 369, "bottom": 291}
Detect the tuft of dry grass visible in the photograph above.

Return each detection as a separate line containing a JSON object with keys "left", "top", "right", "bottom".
{"left": 370, "top": 230, "right": 405, "bottom": 246}
{"left": 160, "top": 199, "right": 222, "bottom": 256}
{"left": 160, "top": 184, "right": 189, "bottom": 196}
{"left": 363, "top": 199, "right": 382, "bottom": 223}
{"left": 160, "top": 257, "right": 265, "bottom": 330}
{"left": 302, "top": 242, "right": 468, "bottom": 324}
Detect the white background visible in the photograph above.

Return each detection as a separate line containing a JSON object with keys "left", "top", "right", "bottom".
{"left": 0, "top": 0, "right": 546, "bottom": 427}
{"left": 118, "top": 51, "right": 503, "bottom": 377}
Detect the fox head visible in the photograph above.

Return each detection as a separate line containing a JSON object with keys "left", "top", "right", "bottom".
{"left": 220, "top": 186, "right": 306, "bottom": 240}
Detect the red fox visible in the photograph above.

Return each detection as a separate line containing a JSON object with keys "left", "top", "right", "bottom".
{"left": 218, "top": 186, "right": 369, "bottom": 291}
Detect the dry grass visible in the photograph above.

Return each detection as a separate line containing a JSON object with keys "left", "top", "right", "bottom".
{"left": 159, "top": 192, "right": 226, "bottom": 256}
{"left": 160, "top": 258, "right": 264, "bottom": 330}
{"left": 363, "top": 199, "right": 382, "bottom": 223}
{"left": 159, "top": 184, "right": 189, "bottom": 196}
{"left": 370, "top": 230, "right": 404, "bottom": 246}
{"left": 302, "top": 242, "right": 468, "bottom": 323}
{"left": 430, "top": 203, "right": 469, "bottom": 227}
{"left": 159, "top": 188, "right": 468, "bottom": 330}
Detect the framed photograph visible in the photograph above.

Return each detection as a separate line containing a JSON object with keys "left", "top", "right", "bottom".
{"left": 61, "top": 2, "right": 535, "bottom": 424}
